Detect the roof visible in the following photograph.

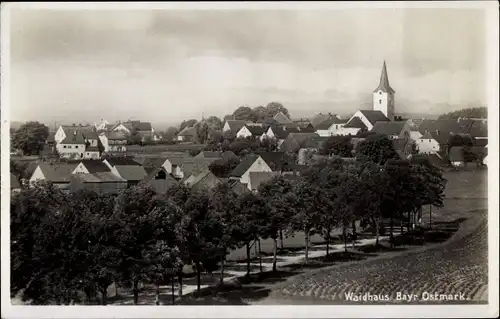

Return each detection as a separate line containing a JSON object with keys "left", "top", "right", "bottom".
{"left": 68, "top": 160, "right": 110, "bottom": 173}
{"left": 37, "top": 163, "right": 79, "bottom": 183}
{"left": 473, "top": 138, "right": 488, "bottom": 147}
{"left": 187, "top": 169, "right": 219, "bottom": 188}
{"left": 143, "top": 167, "right": 173, "bottom": 181}
{"left": 178, "top": 126, "right": 197, "bottom": 137}
{"left": 228, "top": 180, "right": 251, "bottom": 194}
{"left": 106, "top": 132, "right": 128, "bottom": 141}
{"left": 249, "top": 171, "right": 279, "bottom": 191}
{"left": 61, "top": 125, "right": 94, "bottom": 133}
{"left": 194, "top": 151, "right": 222, "bottom": 159}
{"left": 416, "top": 120, "right": 467, "bottom": 144}
{"left": 298, "top": 126, "right": 317, "bottom": 133}
{"left": 469, "top": 146, "right": 487, "bottom": 156}
{"left": 137, "top": 156, "right": 167, "bottom": 168}
{"left": 287, "top": 132, "right": 320, "bottom": 146}
{"left": 167, "top": 155, "right": 194, "bottom": 166}
{"left": 225, "top": 120, "right": 248, "bottom": 132}
{"left": 11, "top": 173, "right": 21, "bottom": 189}
{"left": 391, "top": 138, "right": 407, "bottom": 152}
{"left": 220, "top": 151, "right": 237, "bottom": 161}
{"left": 302, "top": 136, "right": 330, "bottom": 149}
{"left": 314, "top": 116, "right": 345, "bottom": 130}
{"left": 373, "top": 61, "right": 395, "bottom": 94}
{"left": 412, "top": 153, "right": 449, "bottom": 168}
{"left": 269, "top": 126, "right": 290, "bottom": 139}
{"left": 420, "top": 131, "right": 435, "bottom": 140}
{"left": 344, "top": 117, "right": 368, "bottom": 129}
{"left": 71, "top": 172, "right": 126, "bottom": 183}
{"left": 114, "top": 165, "right": 148, "bottom": 181}
{"left": 254, "top": 152, "right": 294, "bottom": 171}
{"left": 47, "top": 133, "right": 56, "bottom": 143}
{"left": 105, "top": 157, "right": 141, "bottom": 166}
{"left": 273, "top": 112, "right": 292, "bottom": 124}
{"left": 448, "top": 147, "right": 465, "bottom": 162}
{"left": 84, "top": 131, "right": 99, "bottom": 140}
{"left": 130, "top": 121, "right": 152, "bottom": 132}
{"left": 146, "top": 178, "right": 179, "bottom": 193}
{"left": 358, "top": 110, "right": 390, "bottom": 126}
{"left": 370, "top": 121, "right": 406, "bottom": 136}
{"left": 244, "top": 125, "right": 266, "bottom": 136}
{"left": 311, "top": 113, "right": 335, "bottom": 128}
{"left": 230, "top": 154, "right": 261, "bottom": 178}
{"left": 466, "top": 120, "right": 488, "bottom": 138}
{"left": 85, "top": 146, "right": 100, "bottom": 152}
{"left": 60, "top": 132, "right": 86, "bottom": 145}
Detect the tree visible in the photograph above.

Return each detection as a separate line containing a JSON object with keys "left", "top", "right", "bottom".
{"left": 11, "top": 121, "right": 49, "bottom": 155}
{"left": 233, "top": 106, "right": 256, "bottom": 122}
{"left": 438, "top": 107, "right": 487, "bottom": 120}
{"left": 162, "top": 127, "right": 179, "bottom": 142}
{"left": 179, "top": 119, "right": 198, "bottom": 132}
{"left": 205, "top": 116, "right": 224, "bottom": 132}
{"left": 253, "top": 106, "right": 267, "bottom": 122}
{"left": 258, "top": 175, "right": 294, "bottom": 271}
{"left": 356, "top": 134, "right": 399, "bottom": 165}
{"left": 126, "top": 129, "right": 142, "bottom": 145}
{"left": 195, "top": 121, "right": 210, "bottom": 144}
{"left": 265, "top": 102, "right": 290, "bottom": 119}
{"left": 209, "top": 156, "right": 240, "bottom": 178}
{"left": 321, "top": 136, "right": 353, "bottom": 157}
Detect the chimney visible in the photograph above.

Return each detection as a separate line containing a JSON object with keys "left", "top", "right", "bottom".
{"left": 72, "top": 123, "right": 76, "bottom": 127}
{"left": 436, "top": 129, "right": 440, "bottom": 136}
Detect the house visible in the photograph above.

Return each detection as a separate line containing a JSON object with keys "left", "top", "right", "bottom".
{"left": 163, "top": 155, "right": 193, "bottom": 179}
{"left": 111, "top": 120, "right": 156, "bottom": 141}
{"left": 111, "top": 165, "right": 148, "bottom": 187}
{"left": 181, "top": 158, "right": 218, "bottom": 182}
{"left": 336, "top": 117, "right": 368, "bottom": 136}
{"left": 255, "top": 152, "right": 294, "bottom": 172}
{"left": 415, "top": 120, "right": 467, "bottom": 150}
{"left": 194, "top": 151, "right": 222, "bottom": 160}
{"left": 416, "top": 131, "right": 441, "bottom": 154}
{"left": 279, "top": 132, "right": 320, "bottom": 153}
{"left": 392, "top": 138, "right": 414, "bottom": 159}
{"left": 261, "top": 125, "right": 290, "bottom": 146}
{"left": 236, "top": 125, "right": 266, "bottom": 139}
{"left": 184, "top": 169, "right": 221, "bottom": 191}
{"left": 134, "top": 155, "right": 169, "bottom": 170}
{"left": 29, "top": 162, "right": 78, "bottom": 190}
{"left": 56, "top": 132, "right": 87, "bottom": 159}
{"left": 315, "top": 116, "right": 348, "bottom": 137}
{"left": 412, "top": 153, "right": 449, "bottom": 169}
{"left": 103, "top": 157, "right": 141, "bottom": 170}
{"left": 70, "top": 160, "right": 111, "bottom": 174}
{"left": 176, "top": 126, "right": 197, "bottom": 142}
{"left": 248, "top": 171, "right": 279, "bottom": 192}
{"left": 95, "top": 118, "right": 111, "bottom": 131}
{"left": 54, "top": 124, "right": 95, "bottom": 144}
{"left": 370, "top": 121, "right": 410, "bottom": 139}
{"left": 229, "top": 155, "right": 272, "bottom": 189}
{"left": 11, "top": 173, "right": 22, "bottom": 192}
{"left": 69, "top": 172, "right": 127, "bottom": 194}
{"left": 347, "top": 110, "right": 391, "bottom": 131}
{"left": 448, "top": 147, "right": 465, "bottom": 167}
{"left": 273, "top": 112, "right": 293, "bottom": 125}
{"left": 142, "top": 167, "right": 179, "bottom": 194}
{"left": 223, "top": 120, "right": 249, "bottom": 133}
{"left": 102, "top": 132, "right": 128, "bottom": 152}
{"left": 310, "top": 113, "right": 336, "bottom": 129}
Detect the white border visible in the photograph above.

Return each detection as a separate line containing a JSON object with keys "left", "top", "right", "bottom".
{"left": 1, "top": 1, "right": 498, "bottom": 318}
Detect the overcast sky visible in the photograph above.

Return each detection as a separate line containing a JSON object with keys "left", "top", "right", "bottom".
{"left": 10, "top": 8, "right": 486, "bottom": 125}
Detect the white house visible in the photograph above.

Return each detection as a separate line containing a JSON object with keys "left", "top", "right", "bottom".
{"left": 236, "top": 125, "right": 266, "bottom": 139}
{"left": 95, "top": 118, "right": 110, "bottom": 131}
{"left": 56, "top": 132, "right": 87, "bottom": 159}
{"left": 223, "top": 120, "right": 248, "bottom": 133}
{"left": 348, "top": 110, "right": 390, "bottom": 132}
{"left": 336, "top": 117, "right": 367, "bottom": 136}
{"left": 416, "top": 131, "right": 441, "bottom": 154}
{"left": 229, "top": 155, "right": 272, "bottom": 189}
{"left": 54, "top": 124, "right": 95, "bottom": 144}
{"left": 29, "top": 163, "right": 78, "bottom": 189}
{"left": 315, "top": 116, "right": 347, "bottom": 137}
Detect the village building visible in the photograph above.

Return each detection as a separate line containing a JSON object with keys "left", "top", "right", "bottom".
{"left": 336, "top": 117, "right": 368, "bottom": 136}
{"left": 315, "top": 116, "right": 348, "bottom": 137}
{"left": 142, "top": 167, "right": 179, "bottom": 194}
{"left": 176, "top": 126, "right": 197, "bottom": 142}
{"left": 236, "top": 125, "right": 267, "bottom": 139}
{"left": 56, "top": 132, "right": 87, "bottom": 159}
{"left": 69, "top": 172, "right": 127, "bottom": 194}
{"left": 448, "top": 147, "right": 465, "bottom": 167}
{"left": 416, "top": 131, "right": 441, "bottom": 154}
{"left": 184, "top": 169, "right": 221, "bottom": 191}
{"left": 222, "top": 120, "right": 249, "bottom": 133}
{"left": 110, "top": 165, "right": 148, "bottom": 188}
{"left": 272, "top": 111, "right": 293, "bottom": 125}
{"left": 373, "top": 61, "right": 396, "bottom": 121}
{"left": 229, "top": 155, "right": 273, "bottom": 190}
{"left": 29, "top": 162, "right": 79, "bottom": 190}
{"left": 70, "top": 160, "right": 111, "bottom": 174}
{"left": 100, "top": 132, "right": 128, "bottom": 153}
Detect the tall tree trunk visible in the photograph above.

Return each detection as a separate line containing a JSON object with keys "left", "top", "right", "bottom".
{"left": 219, "top": 255, "right": 225, "bottom": 285}
{"left": 272, "top": 237, "right": 278, "bottom": 272}
{"left": 114, "top": 282, "right": 119, "bottom": 297}
{"left": 100, "top": 287, "right": 108, "bottom": 305}
{"left": 171, "top": 276, "right": 175, "bottom": 305}
{"left": 155, "top": 283, "right": 160, "bottom": 305}
{"left": 400, "top": 219, "right": 404, "bottom": 233}
{"left": 133, "top": 280, "right": 139, "bottom": 305}
{"left": 326, "top": 230, "right": 330, "bottom": 257}
{"left": 429, "top": 204, "right": 432, "bottom": 229}
{"left": 390, "top": 212, "right": 394, "bottom": 247}
{"left": 304, "top": 228, "right": 310, "bottom": 264}
{"left": 258, "top": 239, "right": 263, "bottom": 273}
{"left": 352, "top": 220, "right": 357, "bottom": 249}
{"left": 375, "top": 218, "right": 380, "bottom": 246}
{"left": 279, "top": 229, "right": 284, "bottom": 249}
{"left": 246, "top": 242, "right": 251, "bottom": 276}
{"left": 343, "top": 225, "right": 348, "bottom": 252}
{"left": 177, "top": 271, "right": 183, "bottom": 298}
{"left": 196, "top": 262, "right": 202, "bottom": 291}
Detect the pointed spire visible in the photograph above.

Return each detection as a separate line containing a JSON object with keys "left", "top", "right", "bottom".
{"left": 374, "top": 60, "right": 395, "bottom": 94}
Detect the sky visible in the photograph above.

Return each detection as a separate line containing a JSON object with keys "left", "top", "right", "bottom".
{"left": 9, "top": 7, "right": 487, "bottom": 126}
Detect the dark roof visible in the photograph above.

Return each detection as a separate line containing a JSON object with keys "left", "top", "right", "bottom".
{"left": 287, "top": 132, "right": 320, "bottom": 146}
{"left": 230, "top": 154, "right": 261, "bottom": 178}
{"left": 311, "top": 114, "right": 335, "bottom": 128}
{"left": 70, "top": 172, "right": 126, "bottom": 183}
{"left": 61, "top": 125, "right": 94, "bottom": 134}
{"left": 194, "top": 151, "right": 222, "bottom": 159}
{"left": 129, "top": 121, "right": 152, "bottom": 132}
{"left": 245, "top": 125, "right": 266, "bottom": 136}
{"left": 225, "top": 120, "right": 248, "bottom": 132}
{"left": 146, "top": 178, "right": 179, "bottom": 193}
{"left": 412, "top": 153, "right": 449, "bottom": 168}
{"left": 36, "top": 163, "right": 78, "bottom": 183}
{"left": 269, "top": 125, "right": 290, "bottom": 139}
{"left": 47, "top": 133, "right": 56, "bottom": 143}
{"left": 448, "top": 147, "right": 465, "bottom": 162}
{"left": 84, "top": 131, "right": 99, "bottom": 140}
{"left": 473, "top": 138, "right": 488, "bottom": 147}
{"left": 105, "top": 157, "right": 141, "bottom": 166}
{"left": 469, "top": 146, "right": 487, "bottom": 156}
{"left": 106, "top": 132, "right": 128, "bottom": 141}
{"left": 358, "top": 110, "right": 390, "bottom": 126}
{"left": 61, "top": 132, "right": 86, "bottom": 145}
{"left": 373, "top": 61, "right": 395, "bottom": 94}
{"left": 298, "top": 126, "right": 317, "bottom": 133}
{"left": 11, "top": 173, "right": 21, "bottom": 189}
{"left": 254, "top": 152, "right": 294, "bottom": 171}
{"left": 228, "top": 180, "right": 250, "bottom": 194}
{"left": 371, "top": 121, "right": 406, "bottom": 135}
{"left": 314, "top": 116, "right": 346, "bottom": 130}
{"left": 465, "top": 120, "right": 487, "bottom": 138}
{"left": 114, "top": 165, "right": 148, "bottom": 181}
{"left": 85, "top": 146, "right": 100, "bottom": 152}
{"left": 273, "top": 112, "right": 292, "bottom": 124}
{"left": 68, "top": 160, "right": 111, "bottom": 173}
{"left": 302, "top": 136, "right": 330, "bottom": 149}
{"left": 178, "top": 126, "right": 197, "bottom": 137}
{"left": 140, "top": 156, "right": 168, "bottom": 168}
{"left": 344, "top": 117, "right": 367, "bottom": 129}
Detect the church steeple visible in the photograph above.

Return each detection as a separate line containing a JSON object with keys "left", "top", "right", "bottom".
{"left": 373, "top": 61, "right": 395, "bottom": 94}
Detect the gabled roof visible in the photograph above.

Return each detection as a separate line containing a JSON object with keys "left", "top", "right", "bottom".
{"left": 85, "top": 146, "right": 100, "bottom": 152}
{"left": 61, "top": 125, "right": 94, "bottom": 134}
{"left": 146, "top": 177, "right": 179, "bottom": 193}
{"left": 225, "top": 120, "right": 248, "bottom": 132}
{"left": 358, "top": 110, "right": 390, "bottom": 126}
{"left": 298, "top": 126, "right": 317, "bottom": 133}
{"left": 114, "top": 165, "right": 148, "bottom": 181}
{"left": 143, "top": 166, "right": 174, "bottom": 181}
{"left": 420, "top": 131, "right": 435, "bottom": 140}
{"left": 37, "top": 163, "right": 79, "bottom": 183}
{"left": 61, "top": 132, "right": 86, "bottom": 145}
{"left": 273, "top": 112, "right": 292, "bottom": 124}
{"left": 230, "top": 154, "right": 261, "bottom": 178}
{"left": 311, "top": 113, "right": 335, "bottom": 128}
{"left": 373, "top": 61, "right": 395, "bottom": 94}
{"left": 249, "top": 171, "right": 280, "bottom": 191}
{"left": 302, "top": 136, "right": 330, "bottom": 149}
{"left": 228, "top": 180, "right": 251, "bottom": 194}
{"left": 370, "top": 121, "right": 406, "bottom": 136}
{"left": 344, "top": 117, "right": 367, "bottom": 129}
{"left": 137, "top": 156, "right": 168, "bottom": 168}
{"left": 178, "top": 126, "right": 197, "bottom": 137}
{"left": 244, "top": 125, "right": 266, "bottom": 136}
{"left": 129, "top": 121, "right": 152, "bottom": 132}
{"left": 194, "top": 151, "right": 222, "bottom": 159}
{"left": 106, "top": 131, "right": 128, "bottom": 141}
{"left": 68, "top": 160, "right": 110, "bottom": 173}
{"left": 105, "top": 157, "right": 141, "bottom": 166}
{"left": 314, "top": 116, "right": 346, "bottom": 130}
{"left": 187, "top": 169, "right": 219, "bottom": 188}
{"left": 83, "top": 131, "right": 99, "bottom": 140}
{"left": 254, "top": 152, "right": 294, "bottom": 171}
{"left": 448, "top": 147, "right": 465, "bottom": 162}
{"left": 70, "top": 172, "right": 126, "bottom": 183}
{"left": 269, "top": 125, "right": 290, "bottom": 139}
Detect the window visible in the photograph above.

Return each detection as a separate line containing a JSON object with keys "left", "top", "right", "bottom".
{"left": 63, "top": 145, "right": 67, "bottom": 148}
{"left": 379, "top": 91, "right": 382, "bottom": 95}
{"left": 379, "top": 100, "right": 382, "bottom": 104}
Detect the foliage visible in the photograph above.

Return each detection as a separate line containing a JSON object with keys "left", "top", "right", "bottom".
{"left": 162, "top": 127, "right": 179, "bottom": 142}
{"left": 195, "top": 121, "right": 210, "bottom": 144}
{"left": 438, "top": 107, "right": 487, "bottom": 120}
{"left": 356, "top": 134, "right": 399, "bottom": 165}
{"left": 233, "top": 106, "right": 257, "bottom": 122}
{"left": 321, "top": 136, "right": 353, "bottom": 157}
{"left": 265, "top": 102, "right": 290, "bottom": 118}
{"left": 11, "top": 121, "right": 50, "bottom": 155}
{"left": 179, "top": 119, "right": 198, "bottom": 132}
{"left": 209, "top": 156, "right": 241, "bottom": 178}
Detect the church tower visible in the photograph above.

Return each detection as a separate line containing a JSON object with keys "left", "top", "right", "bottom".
{"left": 373, "top": 61, "right": 395, "bottom": 121}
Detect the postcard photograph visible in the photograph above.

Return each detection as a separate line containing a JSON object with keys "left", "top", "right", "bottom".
{"left": 1, "top": 1, "right": 498, "bottom": 318}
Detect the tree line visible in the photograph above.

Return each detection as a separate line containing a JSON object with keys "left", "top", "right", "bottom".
{"left": 11, "top": 147, "right": 446, "bottom": 306}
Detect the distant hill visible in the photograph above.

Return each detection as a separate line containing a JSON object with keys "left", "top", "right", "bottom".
{"left": 437, "top": 107, "right": 487, "bottom": 120}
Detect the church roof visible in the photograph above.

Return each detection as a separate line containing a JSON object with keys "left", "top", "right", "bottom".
{"left": 373, "top": 61, "right": 395, "bottom": 94}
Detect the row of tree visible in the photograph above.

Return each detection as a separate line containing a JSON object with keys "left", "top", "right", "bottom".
{"left": 11, "top": 150, "right": 446, "bottom": 306}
